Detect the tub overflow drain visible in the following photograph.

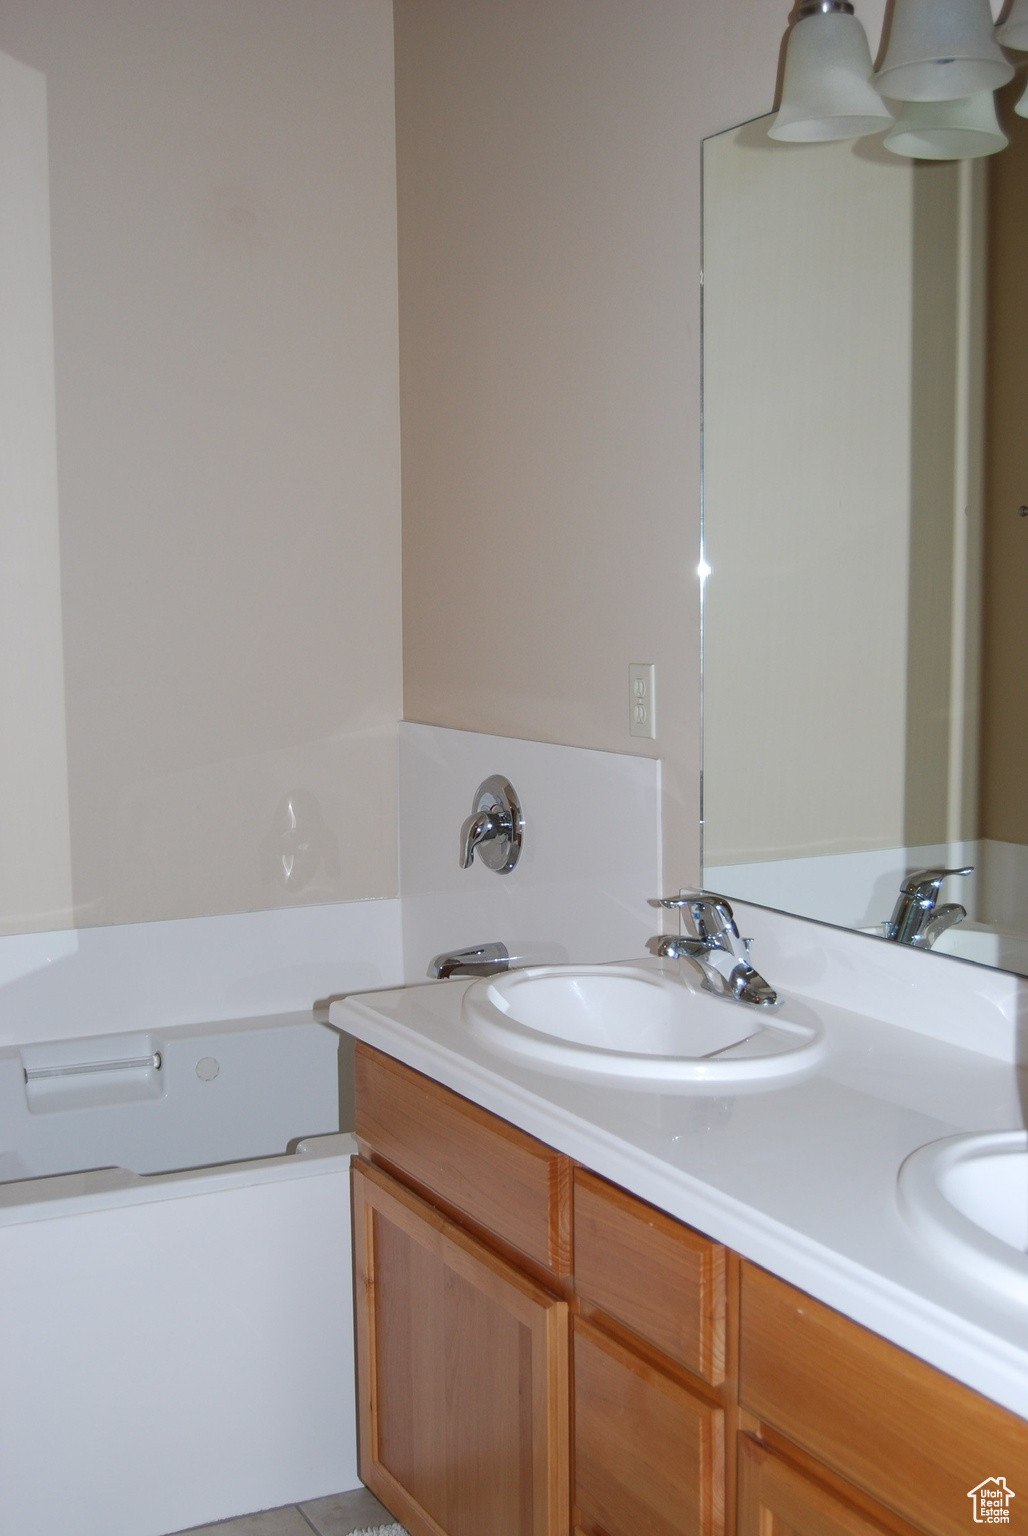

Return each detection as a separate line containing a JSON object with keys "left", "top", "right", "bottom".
{"left": 195, "top": 1056, "right": 220, "bottom": 1082}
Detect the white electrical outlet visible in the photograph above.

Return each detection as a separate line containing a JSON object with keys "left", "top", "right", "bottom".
{"left": 629, "top": 663, "right": 656, "bottom": 739}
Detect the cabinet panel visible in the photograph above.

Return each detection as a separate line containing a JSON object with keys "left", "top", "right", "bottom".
{"left": 352, "top": 1157, "right": 569, "bottom": 1536}
{"left": 738, "top": 1435, "right": 911, "bottom": 1536}
{"left": 740, "top": 1263, "right": 1028, "bottom": 1536}
{"left": 574, "top": 1168, "right": 726, "bottom": 1384}
{"left": 356, "top": 1042, "right": 572, "bottom": 1276}
{"left": 574, "top": 1316, "right": 724, "bottom": 1536}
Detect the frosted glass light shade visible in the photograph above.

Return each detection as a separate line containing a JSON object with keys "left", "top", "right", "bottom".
{"left": 883, "top": 91, "right": 1009, "bottom": 156}
{"left": 996, "top": 0, "right": 1028, "bottom": 50}
{"left": 874, "top": 0, "right": 1014, "bottom": 100}
{"left": 769, "top": 10, "right": 895, "bottom": 140}
{"left": 1017, "top": 74, "right": 1028, "bottom": 114}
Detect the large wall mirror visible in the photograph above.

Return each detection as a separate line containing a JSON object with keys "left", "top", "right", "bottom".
{"left": 701, "top": 83, "right": 1028, "bottom": 978}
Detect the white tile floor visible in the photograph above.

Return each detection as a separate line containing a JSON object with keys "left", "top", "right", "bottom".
{"left": 175, "top": 1484, "right": 401, "bottom": 1535}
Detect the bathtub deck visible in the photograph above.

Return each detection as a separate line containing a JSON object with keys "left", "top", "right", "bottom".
{"left": 176, "top": 1484, "right": 397, "bottom": 1535}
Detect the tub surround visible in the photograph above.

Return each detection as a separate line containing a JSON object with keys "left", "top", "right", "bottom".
{"left": 0, "top": 1132, "right": 360, "bottom": 1536}
{"left": 0, "top": 724, "right": 662, "bottom": 1053}
{"left": 333, "top": 904, "right": 1028, "bottom": 1423}
{"left": 0, "top": 1013, "right": 341, "bottom": 1192}
{"left": 398, "top": 722, "right": 662, "bottom": 982}
{"left": 0, "top": 896, "right": 403, "bottom": 1050}
{"left": 0, "top": 1095, "right": 360, "bottom": 1536}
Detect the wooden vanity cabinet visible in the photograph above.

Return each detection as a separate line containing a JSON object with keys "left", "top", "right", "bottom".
{"left": 353, "top": 1045, "right": 1028, "bottom": 1536}
{"left": 572, "top": 1168, "right": 732, "bottom": 1536}
{"left": 351, "top": 1157, "right": 569, "bottom": 1536}
{"left": 737, "top": 1433, "right": 921, "bottom": 1536}
{"left": 738, "top": 1263, "right": 1028, "bottom": 1536}
{"left": 354, "top": 1046, "right": 729, "bottom": 1536}
{"left": 353, "top": 1045, "right": 572, "bottom": 1536}
{"left": 354, "top": 1040, "right": 573, "bottom": 1283}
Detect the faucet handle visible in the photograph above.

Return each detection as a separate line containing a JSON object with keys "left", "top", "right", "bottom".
{"left": 898, "top": 867, "right": 973, "bottom": 904}
{"left": 458, "top": 776, "right": 523, "bottom": 874}
{"left": 659, "top": 891, "right": 738, "bottom": 943}
{"left": 460, "top": 808, "right": 504, "bottom": 869}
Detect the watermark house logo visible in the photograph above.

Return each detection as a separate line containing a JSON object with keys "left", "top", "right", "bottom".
{"left": 968, "top": 1478, "right": 1016, "bottom": 1523}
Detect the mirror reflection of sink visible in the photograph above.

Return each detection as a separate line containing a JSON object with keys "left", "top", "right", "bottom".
{"left": 461, "top": 963, "right": 826, "bottom": 1087}
{"left": 898, "top": 1132, "right": 1028, "bottom": 1307}
{"left": 930, "top": 923, "right": 1028, "bottom": 977}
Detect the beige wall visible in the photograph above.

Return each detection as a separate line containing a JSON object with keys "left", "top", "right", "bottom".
{"left": 2, "top": 0, "right": 916, "bottom": 933}
{"left": 0, "top": 47, "right": 74, "bottom": 933}
{"left": 0, "top": 1, "right": 402, "bottom": 932}
{"left": 394, "top": 0, "right": 828, "bottom": 888}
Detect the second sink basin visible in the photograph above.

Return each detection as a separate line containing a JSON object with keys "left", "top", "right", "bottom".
{"left": 461, "top": 963, "right": 826, "bottom": 1087}
{"left": 898, "top": 1131, "right": 1028, "bottom": 1308}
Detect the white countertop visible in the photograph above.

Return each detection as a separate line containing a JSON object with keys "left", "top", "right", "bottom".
{"left": 331, "top": 944, "right": 1028, "bottom": 1421}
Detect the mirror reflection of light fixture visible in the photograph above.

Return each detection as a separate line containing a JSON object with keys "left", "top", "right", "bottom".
{"left": 771, "top": 0, "right": 1028, "bottom": 156}
{"left": 874, "top": 0, "right": 1013, "bottom": 100}
{"left": 996, "top": 0, "right": 1028, "bottom": 50}
{"left": 883, "top": 89, "right": 1010, "bottom": 155}
{"left": 769, "top": 0, "right": 896, "bottom": 141}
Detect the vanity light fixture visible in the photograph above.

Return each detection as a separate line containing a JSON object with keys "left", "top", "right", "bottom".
{"left": 883, "top": 89, "right": 1009, "bottom": 155}
{"left": 997, "top": 0, "right": 1028, "bottom": 49}
{"left": 771, "top": 0, "right": 1028, "bottom": 157}
{"left": 874, "top": 0, "right": 1013, "bottom": 101}
{"left": 769, "top": 0, "right": 895, "bottom": 141}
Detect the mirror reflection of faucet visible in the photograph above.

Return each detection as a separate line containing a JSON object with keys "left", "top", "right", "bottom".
{"left": 652, "top": 892, "right": 780, "bottom": 1008}
{"left": 881, "top": 867, "right": 973, "bottom": 949}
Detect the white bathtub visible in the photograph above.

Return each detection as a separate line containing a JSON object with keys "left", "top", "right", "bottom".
{"left": 0, "top": 1012, "right": 360, "bottom": 1536}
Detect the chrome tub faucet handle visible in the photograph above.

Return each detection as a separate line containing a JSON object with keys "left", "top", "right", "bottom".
{"left": 458, "top": 776, "right": 524, "bottom": 873}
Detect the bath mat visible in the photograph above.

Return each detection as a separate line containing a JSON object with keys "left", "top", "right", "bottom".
{"left": 348, "top": 1525, "right": 408, "bottom": 1536}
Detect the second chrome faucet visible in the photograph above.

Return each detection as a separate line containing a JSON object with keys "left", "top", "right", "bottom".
{"left": 882, "top": 866, "right": 972, "bottom": 949}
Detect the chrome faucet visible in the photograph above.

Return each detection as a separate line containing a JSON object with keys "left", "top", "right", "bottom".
{"left": 428, "top": 942, "right": 510, "bottom": 980}
{"left": 653, "top": 893, "right": 779, "bottom": 1008}
{"left": 883, "top": 867, "right": 972, "bottom": 948}
{"left": 459, "top": 777, "right": 524, "bottom": 873}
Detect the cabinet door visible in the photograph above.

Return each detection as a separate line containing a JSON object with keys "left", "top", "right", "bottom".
{"left": 352, "top": 1157, "right": 569, "bottom": 1536}
{"left": 574, "top": 1317, "right": 724, "bottom": 1536}
{"left": 738, "top": 1435, "right": 909, "bottom": 1536}
{"left": 740, "top": 1263, "right": 1028, "bottom": 1536}
{"left": 356, "top": 1043, "right": 573, "bottom": 1279}
{"left": 574, "top": 1168, "right": 726, "bottom": 1384}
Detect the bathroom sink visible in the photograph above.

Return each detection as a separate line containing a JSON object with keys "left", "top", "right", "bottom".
{"left": 898, "top": 1131, "right": 1028, "bottom": 1307}
{"left": 461, "top": 963, "right": 826, "bottom": 1086}
{"left": 931, "top": 922, "right": 1028, "bottom": 977}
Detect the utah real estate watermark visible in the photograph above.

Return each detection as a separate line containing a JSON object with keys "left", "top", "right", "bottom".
{"left": 968, "top": 1479, "right": 1016, "bottom": 1524}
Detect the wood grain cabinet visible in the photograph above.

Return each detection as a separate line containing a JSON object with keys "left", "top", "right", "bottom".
{"left": 351, "top": 1157, "right": 569, "bottom": 1536}
{"left": 574, "top": 1316, "right": 725, "bottom": 1536}
{"left": 572, "top": 1169, "right": 731, "bottom": 1536}
{"left": 738, "top": 1262, "right": 1028, "bottom": 1536}
{"left": 737, "top": 1434, "right": 918, "bottom": 1536}
{"left": 353, "top": 1045, "right": 1028, "bottom": 1536}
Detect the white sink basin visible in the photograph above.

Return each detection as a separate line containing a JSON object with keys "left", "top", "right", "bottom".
{"left": 898, "top": 1131, "right": 1028, "bottom": 1306}
{"left": 932, "top": 922, "right": 1028, "bottom": 978}
{"left": 461, "top": 963, "right": 826, "bottom": 1087}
